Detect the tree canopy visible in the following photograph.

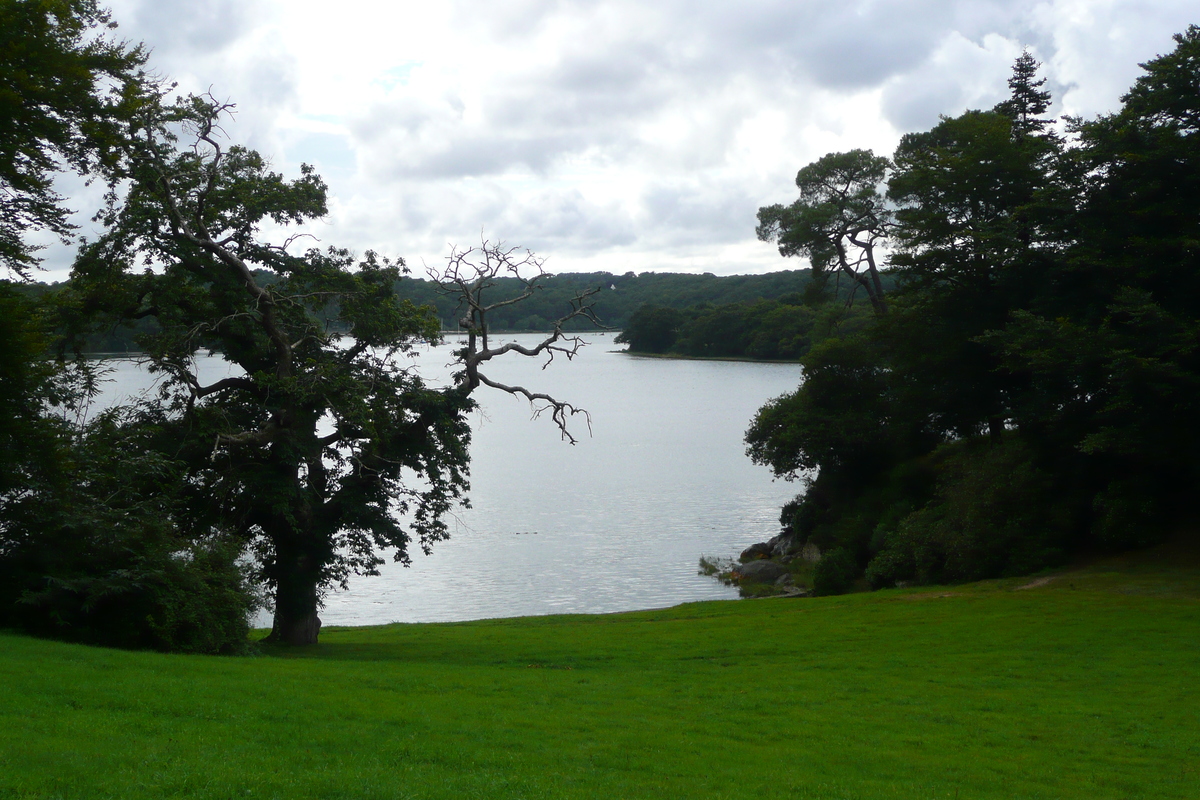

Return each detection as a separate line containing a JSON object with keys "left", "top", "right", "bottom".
{"left": 748, "top": 35, "right": 1200, "bottom": 592}
{"left": 1, "top": 5, "right": 598, "bottom": 646}
{"left": 756, "top": 149, "right": 891, "bottom": 316}
{"left": 0, "top": 0, "right": 145, "bottom": 277}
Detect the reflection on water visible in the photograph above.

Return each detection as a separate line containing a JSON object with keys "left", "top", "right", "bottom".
{"left": 92, "top": 333, "right": 804, "bottom": 624}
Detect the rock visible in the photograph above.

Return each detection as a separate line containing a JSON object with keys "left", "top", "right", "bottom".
{"left": 734, "top": 559, "right": 787, "bottom": 584}
{"left": 767, "top": 532, "right": 801, "bottom": 558}
{"left": 800, "top": 541, "right": 822, "bottom": 564}
{"left": 774, "top": 572, "right": 794, "bottom": 586}
{"left": 740, "top": 542, "right": 773, "bottom": 562}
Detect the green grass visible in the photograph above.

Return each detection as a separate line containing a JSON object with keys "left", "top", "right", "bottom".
{"left": 2, "top": 544, "right": 1199, "bottom": 799}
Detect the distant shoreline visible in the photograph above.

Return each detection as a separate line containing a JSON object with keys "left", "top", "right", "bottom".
{"left": 618, "top": 350, "right": 803, "bottom": 365}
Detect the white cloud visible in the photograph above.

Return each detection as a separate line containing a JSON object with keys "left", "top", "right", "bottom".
{"left": 32, "top": 0, "right": 1200, "bottom": 280}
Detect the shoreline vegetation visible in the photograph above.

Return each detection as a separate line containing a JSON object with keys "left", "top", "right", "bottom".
{"left": 618, "top": 349, "right": 802, "bottom": 364}
{"left": 3, "top": 539, "right": 1197, "bottom": 799}
{"left": 9, "top": 268, "right": 826, "bottom": 355}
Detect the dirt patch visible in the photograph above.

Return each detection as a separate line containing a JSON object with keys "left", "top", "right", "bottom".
{"left": 902, "top": 591, "right": 961, "bottom": 600}
{"left": 1015, "top": 576, "right": 1056, "bottom": 590}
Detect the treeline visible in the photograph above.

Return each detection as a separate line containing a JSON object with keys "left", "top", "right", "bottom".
{"left": 614, "top": 298, "right": 873, "bottom": 360}
{"left": 21, "top": 268, "right": 823, "bottom": 352}
{"left": 394, "top": 268, "right": 819, "bottom": 331}
{"left": 746, "top": 36, "right": 1200, "bottom": 594}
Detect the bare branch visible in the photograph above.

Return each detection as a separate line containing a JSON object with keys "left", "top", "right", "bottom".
{"left": 431, "top": 236, "right": 604, "bottom": 443}
{"left": 475, "top": 372, "right": 591, "bottom": 445}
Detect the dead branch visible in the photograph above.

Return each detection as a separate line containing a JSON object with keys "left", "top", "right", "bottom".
{"left": 430, "top": 236, "right": 605, "bottom": 443}
{"left": 475, "top": 372, "right": 591, "bottom": 445}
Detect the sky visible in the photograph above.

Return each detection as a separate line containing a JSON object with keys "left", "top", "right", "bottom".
{"left": 37, "top": 0, "right": 1200, "bottom": 280}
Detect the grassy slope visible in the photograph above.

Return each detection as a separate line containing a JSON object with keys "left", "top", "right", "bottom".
{"left": 1, "top": 545, "right": 1198, "bottom": 800}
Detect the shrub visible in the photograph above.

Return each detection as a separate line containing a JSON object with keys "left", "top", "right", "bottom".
{"left": 812, "top": 548, "right": 857, "bottom": 596}
{"left": 1092, "top": 477, "right": 1167, "bottom": 549}
{"left": 0, "top": 410, "right": 258, "bottom": 653}
{"left": 865, "top": 436, "right": 1074, "bottom": 588}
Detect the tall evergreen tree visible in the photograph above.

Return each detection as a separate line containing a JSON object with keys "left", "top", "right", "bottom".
{"left": 993, "top": 50, "right": 1053, "bottom": 136}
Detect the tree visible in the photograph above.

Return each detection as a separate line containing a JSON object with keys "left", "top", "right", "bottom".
{"left": 745, "top": 37, "right": 1200, "bottom": 592}
{"left": 1, "top": 0, "right": 145, "bottom": 507}
{"left": 71, "top": 96, "right": 597, "bottom": 645}
{"left": 886, "top": 53, "right": 1073, "bottom": 440}
{"left": 756, "top": 149, "right": 891, "bottom": 316}
{"left": 614, "top": 305, "right": 685, "bottom": 353}
{"left": 0, "top": 0, "right": 145, "bottom": 277}
{"left": 984, "top": 26, "right": 1200, "bottom": 533}
{"left": 745, "top": 54, "right": 1077, "bottom": 590}
{"left": 993, "top": 49, "right": 1052, "bottom": 137}
{"left": 0, "top": 406, "right": 259, "bottom": 653}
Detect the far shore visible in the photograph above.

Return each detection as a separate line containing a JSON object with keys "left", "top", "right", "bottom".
{"left": 619, "top": 349, "right": 803, "bottom": 365}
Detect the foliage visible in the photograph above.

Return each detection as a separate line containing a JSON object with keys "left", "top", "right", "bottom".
{"left": 757, "top": 149, "right": 891, "bottom": 316}
{"left": 19, "top": 268, "right": 831, "bottom": 352}
{"left": 614, "top": 304, "right": 684, "bottom": 353}
{"left": 0, "top": 1, "right": 235, "bottom": 652}
{"left": 865, "top": 437, "right": 1077, "bottom": 588}
{"left": 393, "top": 268, "right": 823, "bottom": 332}
{"left": 749, "top": 36, "right": 1200, "bottom": 590}
{"left": 993, "top": 49, "right": 1053, "bottom": 136}
{"left": 60, "top": 94, "right": 478, "bottom": 644}
{"left": 617, "top": 295, "right": 876, "bottom": 360}
{"left": 811, "top": 547, "right": 857, "bottom": 596}
{"left": 0, "top": 0, "right": 145, "bottom": 277}
{"left": 0, "top": 408, "right": 256, "bottom": 653}
{"left": 59, "top": 91, "right": 601, "bottom": 645}
{"left": 0, "top": 282, "right": 58, "bottom": 494}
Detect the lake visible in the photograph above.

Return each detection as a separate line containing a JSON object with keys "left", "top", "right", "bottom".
{"left": 92, "top": 333, "right": 804, "bottom": 624}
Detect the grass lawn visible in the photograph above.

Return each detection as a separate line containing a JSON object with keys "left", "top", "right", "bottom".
{"left": 1, "top": 544, "right": 1198, "bottom": 799}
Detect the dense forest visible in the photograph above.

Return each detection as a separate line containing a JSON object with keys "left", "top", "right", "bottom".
{"left": 745, "top": 35, "right": 1200, "bottom": 594}
{"left": 393, "top": 268, "right": 821, "bottom": 331}
{"left": 614, "top": 298, "right": 871, "bottom": 360}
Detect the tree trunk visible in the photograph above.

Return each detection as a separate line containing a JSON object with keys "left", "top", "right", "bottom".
{"left": 267, "top": 605, "right": 321, "bottom": 645}
{"left": 264, "top": 549, "right": 323, "bottom": 645}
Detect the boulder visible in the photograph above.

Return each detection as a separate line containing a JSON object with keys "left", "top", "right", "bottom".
{"left": 740, "top": 542, "right": 773, "bottom": 562}
{"left": 767, "top": 532, "right": 801, "bottom": 558}
{"left": 734, "top": 559, "right": 787, "bottom": 584}
{"left": 800, "top": 541, "right": 822, "bottom": 564}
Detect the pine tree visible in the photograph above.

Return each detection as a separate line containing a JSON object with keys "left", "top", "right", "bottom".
{"left": 994, "top": 50, "right": 1052, "bottom": 136}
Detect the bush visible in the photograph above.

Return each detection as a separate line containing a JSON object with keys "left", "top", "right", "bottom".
{"left": 7, "top": 530, "right": 257, "bottom": 654}
{"left": 0, "top": 410, "right": 258, "bottom": 653}
{"left": 1092, "top": 477, "right": 1167, "bottom": 549}
{"left": 865, "top": 437, "right": 1075, "bottom": 588}
{"left": 812, "top": 548, "right": 857, "bottom": 596}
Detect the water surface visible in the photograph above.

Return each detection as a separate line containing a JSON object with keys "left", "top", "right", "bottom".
{"left": 94, "top": 333, "right": 804, "bottom": 624}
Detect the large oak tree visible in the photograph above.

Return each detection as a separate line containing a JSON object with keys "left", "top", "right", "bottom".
{"left": 71, "top": 95, "right": 598, "bottom": 644}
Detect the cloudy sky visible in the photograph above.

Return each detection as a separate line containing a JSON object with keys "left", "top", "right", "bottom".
{"left": 41, "top": 0, "right": 1199, "bottom": 279}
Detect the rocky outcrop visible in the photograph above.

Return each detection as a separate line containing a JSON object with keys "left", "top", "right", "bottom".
{"left": 766, "top": 529, "right": 802, "bottom": 558}
{"left": 740, "top": 542, "right": 773, "bottom": 561}
{"left": 732, "top": 559, "right": 787, "bottom": 584}
{"left": 741, "top": 528, "right": 807, "bottom": 562}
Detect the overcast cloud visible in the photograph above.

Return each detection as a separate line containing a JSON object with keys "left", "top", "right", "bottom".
{"left": 39, "top": 0, "right": 1199, "bottom": 278}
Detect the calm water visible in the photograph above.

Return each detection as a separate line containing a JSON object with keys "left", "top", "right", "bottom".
{"left": 93, "top": 333, "right": 804, "bottom": 624}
